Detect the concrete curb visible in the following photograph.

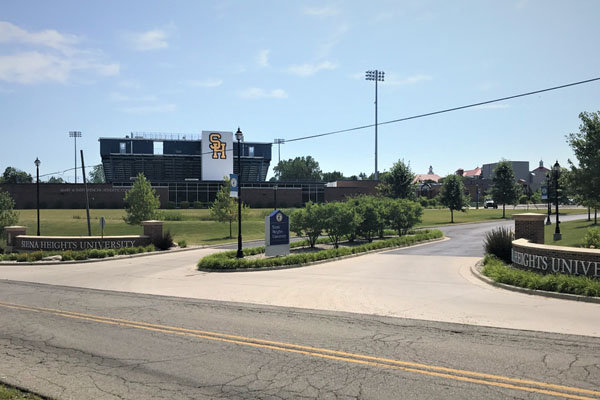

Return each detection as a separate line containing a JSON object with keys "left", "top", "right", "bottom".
{"left": 470, "top": 260, "right": 600, "bottom": 304}
{"left": 197, "top": 236, "right": 447, "bottom": 273}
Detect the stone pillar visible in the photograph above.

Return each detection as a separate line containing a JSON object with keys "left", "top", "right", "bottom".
{"left": 513, "top": 213, "right": 546, "bottom": 244}
{"left": 4, "top": 226, "right": 27, "bottom": 253}
{"left": 142, "top": 220, "right": 163, "bottom": 244}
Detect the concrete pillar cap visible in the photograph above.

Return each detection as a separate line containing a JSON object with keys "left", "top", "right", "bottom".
{"left": 512, "top": 213, "right": 547, "bottom": 221}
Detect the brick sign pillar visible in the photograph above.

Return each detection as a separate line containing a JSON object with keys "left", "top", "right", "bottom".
{"left": 4, "top": 226, "right": 26, "bottom": 253}
{"left": 513, "top": 213, "right": 546, "bottom": 244}
{"left": 142, "top": 220, "right": 163, "bottom": 244}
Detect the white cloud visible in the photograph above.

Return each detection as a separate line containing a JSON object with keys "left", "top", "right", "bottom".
{"left": 109, "top": 92, "right": 158, "bottom": 102}
{"left": 0, "top": 21, "right": 119, "bottom": 84}
{"left": 386, "top": 74, "right": 433, "bottom": 86}
{"left": 121, "top": 103, "right": 176, "bottom": 114}
{"left": 238, "top": 88, "right": 288, "bottom": 99}
{"left": 187, "top": 79, "right": 223, "bottom": 88}
{"left": 288, "top": 61, "right": 337, "bottom": 77}
{"left": 257, "top": 49, "right": 270, "bottom": 67}
{"left": 303, "top": 6, "right": 340, "bottom": 17}
{"left": 474, "top": 103, "right": 510, "bottom": 110}
{"left": 127, "top": 29, "right": 169, "bottom": 51}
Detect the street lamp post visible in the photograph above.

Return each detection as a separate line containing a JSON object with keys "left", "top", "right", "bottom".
{"left": 69, "top": 131, "right": 82, "bottom": 183}
{"left": 553, "top": 161, "right": 561, "bottom": 241}
{"left": 274, "top": 185, "right": 278, "bottom": 211}
{"left": 545, "top": 173, "right": 552, "bottom": 225}
{"left": 34, "top": 157, "right": 41, "bottom": 236}
{"left": 235, "top": 128, "right": 244, "bottom": 258}
{"left": 365, "top": 70, "right": 384, "bottom": 181}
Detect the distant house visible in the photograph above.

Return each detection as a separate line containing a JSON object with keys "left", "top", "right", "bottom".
{"left": 456, "top": 166, "right": 482, "bottom": 178}
{"left": 413, "top": 165, "right": 442, "bottom": 184}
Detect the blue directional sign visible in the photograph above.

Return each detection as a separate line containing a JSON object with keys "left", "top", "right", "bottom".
{"left": 541, "top": 184, "right": 548, "bottom": 201}
{"left": 268, "top": 210, "right": 289, "bottom": 246}
{"left": 229, "top": 173, "right": 238, "bottom": 198}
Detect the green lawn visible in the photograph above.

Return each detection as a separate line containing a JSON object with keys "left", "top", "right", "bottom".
{"left": 545, "top": 218, "right": 599, "bottom": 247}
{"left": 5, "top": 207, "right": 587, "bottom": 246}
{"left": 418, "top": 207, "right": 585, "bottom": 227}
{"left": 0, "top": 384, "right": 43, "bottom": 400}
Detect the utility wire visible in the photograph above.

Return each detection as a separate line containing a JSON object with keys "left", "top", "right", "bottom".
{"left": 36, "top": 77, "right": 600, "bottom": 176}
{"left": 284, "top": 76, "right": 600, "bottom": 143}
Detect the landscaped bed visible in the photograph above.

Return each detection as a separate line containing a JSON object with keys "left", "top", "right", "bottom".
{"left": 0, "top": 245, "right": 156, "bottom": 263}
{"left": 481, "top": 254, "right": 600, "bottom": 297}
{"left": 197, "top": 229, "right": 443, "bottom": 271}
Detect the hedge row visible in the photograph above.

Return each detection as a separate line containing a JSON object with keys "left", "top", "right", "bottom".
{"left": 0, "top": 245, "right": 156, "bottom": 263}
{"left": 197, "top": 229, "right": 443, "bottom": 270}
{"left": 481, "top": 254, "right": 600, "bottom": 297}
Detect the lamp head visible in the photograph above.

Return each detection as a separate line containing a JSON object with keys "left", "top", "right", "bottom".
{"left": 34, "top": 157, "right": 40, "bottom": 167}
{"left": 235, "top": 127, "right": 243, "bottom": 142}
{"left": 553, "top": 160, "right": 560, "bottom": 172}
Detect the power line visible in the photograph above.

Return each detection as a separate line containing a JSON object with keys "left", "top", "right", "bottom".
{"left": 284, "top": 76, "right": 600, "bottom": 143}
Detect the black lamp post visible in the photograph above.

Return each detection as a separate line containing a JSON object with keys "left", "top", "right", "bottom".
{"left": 553, "top": 161, "right": 561, "bottom": 240}
{"left": 34, "top": 157, "right": 41, "bottom": 236}
{"left": 545, "top": 173, "right": 552, "bottom": 225}
{"left": 235, "top": 128, "right": 244, "bottom": 258}
{"left": 274, "top": 184, "right": 278, "bottom": 211}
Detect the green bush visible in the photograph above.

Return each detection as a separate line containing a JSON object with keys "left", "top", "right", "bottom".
{"left": 166, "top": 201, "right": 176, "bottom": 209}
{"left": 482, "top": 255, "right": 599, "bottom": 297}
{"left": 179, "top": 201, "right": 190, "bottom": 209}
{"left": 198, "top": 229, "right": 443, "bottom": 270}
{"left": 582, "top": 227, "right": 600, "bottom": 249}
{"left": 193, "top": 201, "right": 205, "bottom": 209}
{"left": 483, "top": 226, "right": 514, "bottom": 264}
{"left": 177, "top": 239, "right": 187, "bottom": 248}
{"left": 159, "top": 212, "right": 183, "bottom": 221}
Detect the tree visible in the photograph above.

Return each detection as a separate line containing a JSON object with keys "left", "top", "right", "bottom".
{"left": 273, "top": 156, "right": 322, "bottom": 181}
{"left": 210, "top": 178, "right": 239, "bottom": 238}
{"left": 322, "top": 201, "right": 362, "bottom": 248}
{"left": 322, "top": 171, "right": 345, "bottom": 182}
{"left": 352, "top": 196, "right": 382, "bottom": 242}
{"left": 489, "top": 160, "right": 521, "bottom": 218}
{"left": 0, "top": 190, "right": 19, "bottom": 239}
{"left": 123, "top": 173, "right": 160, "bottom": 225}
{"left": 386, "top": 199, "right": 423, "bottom": 235}
{"left": 47, "top": 176, "right": 65, "bottom": 183}
{"left": 379, "top": 160, "right": 416, "bottom": 199}
{"left": 439, "top": 174, "right": 469, "bottom": 223}
{"left": 567, "top": 111, "right": 600, "bottom": 224}
{"left": 0, "top": 167, "right": 32, "bottom": 184}
{"left": 290, "top": 201, "right": 326, "bottom": 247}
{"left": 89, "top": 165, "right": 105, "bottom": 183}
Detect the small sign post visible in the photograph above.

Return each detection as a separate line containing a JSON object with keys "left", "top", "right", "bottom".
{"left": 100, "top": 216, "right": 106, "bottom": 238}
{"left": 229, "top": 173, "right": 238, "bottom": 198}
{"left": 541, "top": 185, "right": 548, "bottom": 201}
{"left": 265, "top": 210, "right": 290, "bottom": 257}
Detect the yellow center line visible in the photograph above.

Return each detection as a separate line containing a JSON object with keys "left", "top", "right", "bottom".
{"left": 1, "top": 301, "right": 598, "bottom": 399}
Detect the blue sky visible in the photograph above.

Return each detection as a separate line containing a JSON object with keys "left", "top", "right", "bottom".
{"left": 1, "top": 0, "right": 599, "bottom": 181}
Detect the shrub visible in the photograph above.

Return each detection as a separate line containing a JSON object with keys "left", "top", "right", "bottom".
{"left": 159, "top": 212, "right": 183, "bottom": 221}
{"left": 123, "top": 173, "right": 160, "bottom": 224}
{"left": 179, "top": 201, "right": 190, "bottom": 209}
{"left": 483, "top": 226, "right": 514, "bottom": 264}
{"left": 193, "top": 201, "right": 204, "bottom": 209}
{"left": 290, "top": 202, "right": 326, "bottom": 248}
{"left": 177, "top": 240, "right": 187, "bottom": 248}
{"left": 166, "top": 201, "right": 176, "bottom": 209}
{"left": 154, "top": 231, "right": 174, "bottom": 250}
{"left": 582, "top": 228, "right": 600, "bottom": 249}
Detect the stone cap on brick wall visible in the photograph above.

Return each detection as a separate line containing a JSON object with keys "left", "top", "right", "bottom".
{"left": 513, "top": 213, "right": 547, "bottom": 221}
{"left": 513, "top": 238, "right": 600, "bottom": 255}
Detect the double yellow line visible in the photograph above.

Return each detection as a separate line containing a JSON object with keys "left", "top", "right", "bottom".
{"left": 1, "top": 300, "right": 598, "bottom": 399}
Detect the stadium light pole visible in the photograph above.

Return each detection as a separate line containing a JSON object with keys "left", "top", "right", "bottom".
{"left": 69, "top": 131, "right": 82, "bottom": 183}
{"left": 236, "top": 128, "right": 244, "bottom": 258}
{"left": 274, "top": 138, "right": 285, "bottom": 180}
{"left": 365, "top": 70, "right": 384, "bottom": 180}
{"left": 34, "top": 157, "right": 41, "bottom": 236}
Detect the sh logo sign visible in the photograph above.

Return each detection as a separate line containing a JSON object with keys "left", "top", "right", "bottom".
{"left": 209, "top": 133, "right": 227, "bottom": 159}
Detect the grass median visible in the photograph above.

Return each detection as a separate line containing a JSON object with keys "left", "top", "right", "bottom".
{"left": 5, "top": 208, "right": 585, "bottom": 247}
{"left": 197, "top": 229, "right": 443, "bottom": 271}
{"left": 481, "top": 255, "right": 600, "bottom": 297}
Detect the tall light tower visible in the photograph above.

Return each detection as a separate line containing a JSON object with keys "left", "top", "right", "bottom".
{"left": 69, "top": 131, "right": 82, "bottom": 183}
{"left": 365, "top": 70, "right": 384, "bottom": 180}
{"left": 274, "top": 138, "right": 285, "bottom": 180}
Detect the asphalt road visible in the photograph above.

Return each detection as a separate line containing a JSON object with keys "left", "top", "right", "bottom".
{"left": 1, "top": 280, "right": 599, "bottom": 400}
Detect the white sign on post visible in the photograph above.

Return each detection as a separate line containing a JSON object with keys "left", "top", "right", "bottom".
{"left": 201, "top": 131, "right": 233, "bottom": 181}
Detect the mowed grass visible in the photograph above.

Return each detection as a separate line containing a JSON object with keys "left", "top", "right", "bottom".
{"left": 0, "top": 383, "right": 43, "bottom": 400}
{"left": 8, "top": 207, "right": 587, "bottom": 245}
{"left": 418, "top": 207, "right": 585, "bottom": 227}
{"left": 545, "top": 218, "right": 600, "bottom": 247}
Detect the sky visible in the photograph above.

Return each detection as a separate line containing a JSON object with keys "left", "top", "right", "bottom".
{"left": 1, "top": 0, "right": 599, "bottom": 182}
